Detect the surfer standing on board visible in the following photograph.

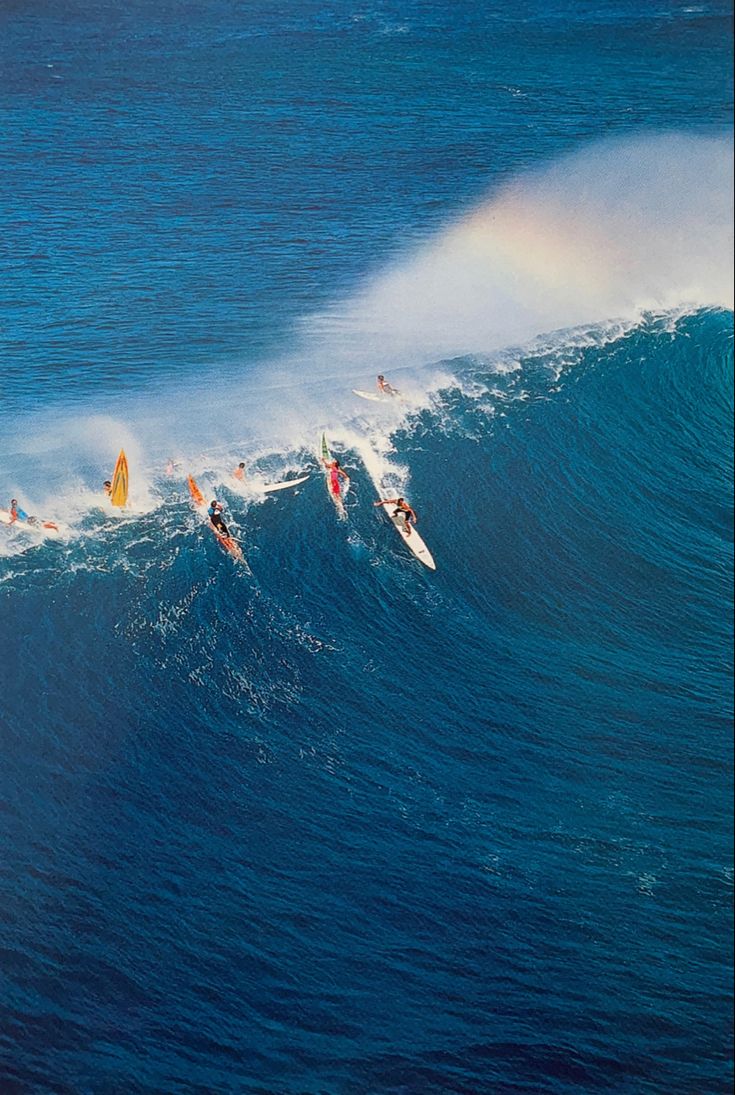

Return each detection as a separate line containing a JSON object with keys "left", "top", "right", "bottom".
{"left": 374, "top": 497, "right": 417, "bottom": 536}
{"left": 322, "top": 458, "right": 350, "bottom": 500}
{"left": 377, "top": 374, "right": 399, "bottom": 396}
{"left": 103, "top": 481, "right": 113, "bottom": 498}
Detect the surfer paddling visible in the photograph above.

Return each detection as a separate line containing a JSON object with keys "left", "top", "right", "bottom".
{"left": 374, "top": 497, "right": 417, "bottom": 537}
{"left": 377, "top": 374, "right": 399, "bottom": 396}
{"left": 322, "top": 457, "right": 350, "bottom": 501}
{"left": 207, "top": 499, "right": 232, "bottom": 538}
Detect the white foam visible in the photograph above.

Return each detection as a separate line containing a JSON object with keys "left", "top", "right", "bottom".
{"left": 300, "top": 132, "right": 732, "bottom": 371}
{"left": 1, "top": 131, "right": 730, "bottom": 540}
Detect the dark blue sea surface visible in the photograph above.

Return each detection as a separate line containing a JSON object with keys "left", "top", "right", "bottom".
{"left": 0, "top": 2, "right": 733, "bottom": 1093}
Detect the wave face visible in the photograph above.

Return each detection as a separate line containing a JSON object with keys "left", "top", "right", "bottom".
{"left": 1, "top": 0, "right": 733, "bottom": 1091}
{"left": 1, "top": 308, "right": 732, "bottom": 1093}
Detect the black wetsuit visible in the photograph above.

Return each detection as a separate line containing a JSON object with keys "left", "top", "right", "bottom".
{"left": 208, "top": 508, "right": 231, "bottom": 538}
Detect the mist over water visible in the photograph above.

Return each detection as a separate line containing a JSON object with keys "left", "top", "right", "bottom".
{"left": 3, "top": 131, "right": 732, "bottom": 492}
{"left": 302, "top": 132, "right": 733, "bottom": 367}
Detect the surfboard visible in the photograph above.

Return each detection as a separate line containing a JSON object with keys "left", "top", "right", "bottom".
{"left": 376, "top": 497, "right": 436, "bottom": 570}
{"left": 353, "top": 389, "right": 385, "bottom": 402}
{"left": 110, "top": 449, "right": 129, "bottom": 507}
{"left": 353, "top": 389, "right": 404, "bottom": 403}
{"left": 261, "top": 474, "right": 309, "bottom": 493}
{"left": 0, "top": 509, "right": 59, "bottom": 534}
{"left": 319, "top": 434, "right": 347, "bottom": 518}
{"left": 187, "top": 475, "right": 244, "bottom": 562}
{"left": 187, "top": 475, "right": 206, "bottom": 507}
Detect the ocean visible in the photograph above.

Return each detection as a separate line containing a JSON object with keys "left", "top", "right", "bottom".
{"left": 0, "top": 2, "right": 733, "bottom": 1092}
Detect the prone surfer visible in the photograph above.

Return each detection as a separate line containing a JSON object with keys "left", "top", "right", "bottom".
{"left": 377, "top": 374, "right": 399, "bottom": 396}
{"left": 374, "top": 497, "right": 417, "bottom": 536}
{"left": 322, "top": 458, "right": 349, "bottom": 499}
{"left": 208, "top": 499, "right": 232, "bottom": 538}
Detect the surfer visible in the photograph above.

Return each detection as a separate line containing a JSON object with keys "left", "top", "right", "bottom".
{"left": 7, "top": 500, "right": 47, "bottom": 528}
{"left": 374, "top": 497, "right": 417, "bottom": 536}
{"left": 9, "top": 499, "right": 30, "bottom": 523}
{"left": 233, "top": 462, "right": 246, "bottom": 481}
{"left": 322, "top": 457, "right": 350, "bottom": 500}
{"left": 207, "top": 499, "right": 232, "bottom": 538}
{"left": 103, "top": 480, "right": 113, "bottom": 498}
{"left": 377, "top": 374, "right": 399, "bottom": 396}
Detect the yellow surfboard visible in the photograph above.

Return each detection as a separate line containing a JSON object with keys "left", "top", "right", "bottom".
{"left": 110, "top": 449, "right": 129, "bottom": 507}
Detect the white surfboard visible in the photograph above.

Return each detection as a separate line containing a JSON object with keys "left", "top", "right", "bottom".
{"left": 376, "top": 498, "right": 436, "bottom": 570}
{"left": 353, "top": 389, "right": 385, "bottom": 402}
{"left": 261, "top": 474, "right": 309, "bottom": 493}
{"left": 353, "top": 389, "right": 404, "bottom": 403}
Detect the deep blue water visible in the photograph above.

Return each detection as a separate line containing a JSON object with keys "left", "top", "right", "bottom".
{"left": 1, "top": 2, "right": 733, "bottom": 1093}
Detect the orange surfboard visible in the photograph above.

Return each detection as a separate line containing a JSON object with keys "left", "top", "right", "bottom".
{"left": 187, "top": 474, "right": 206, "bottom": 507}
{"left": 188, "top": 475, "right": 243, "bottom": 562}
